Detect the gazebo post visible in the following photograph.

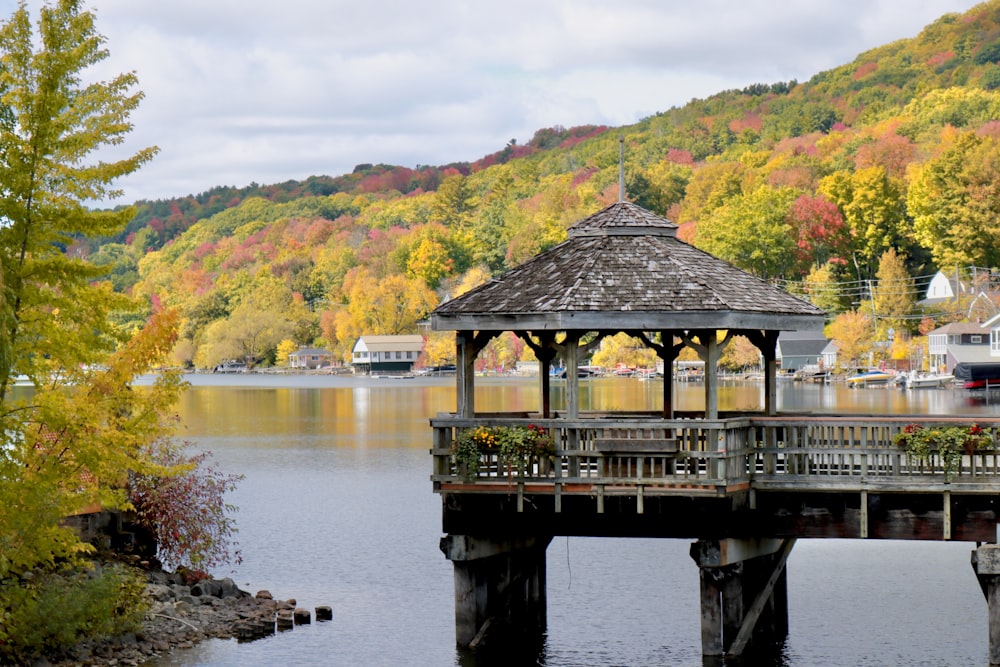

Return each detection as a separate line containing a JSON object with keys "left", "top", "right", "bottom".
{"left": 704, "top": 332, "right": 720, "bottom": 420}
{"left": 539, "top": 356, "right": 552, "bottom": 418}
{"left": 456, "top": 331, "right": 476, "bottom": 418}
{"left": 660, "top": 330, "right": 679, "bottom": 419}
{"left": 744, "top": 330, "right": 781, "bottom": 417}
{"left": 762, "top": 331, "right": 779, "bottom": 416}
{"left": 529, "top": 332, "right": 558, "bottom": 419}
{"left": 564, "top": 332, "right": 581, "bottom": 418}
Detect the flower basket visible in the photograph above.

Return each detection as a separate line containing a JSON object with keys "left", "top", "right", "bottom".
{"left": 894, "top": 423, "right": 993, "bottom": 481}
{"left": 451, "top": 424, "right": 555, "bottom": 481}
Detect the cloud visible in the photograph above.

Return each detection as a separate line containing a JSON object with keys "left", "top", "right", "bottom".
{"left": 0, "top": 0, "right": 984, "bottom": 201}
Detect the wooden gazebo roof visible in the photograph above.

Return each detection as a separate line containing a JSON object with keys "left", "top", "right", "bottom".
{"left": 432, "top": 201, "right": 825, "bottom": 332}
{"left": 431, "top": 200, "right": 825, "bottom": 419}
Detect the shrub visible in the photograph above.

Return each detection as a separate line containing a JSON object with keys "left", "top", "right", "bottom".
{"left": 129, "top": 439, "right": 244, "bottom": 572}
{"left": 0, "top": 563, "right": 148, "bottom": 664}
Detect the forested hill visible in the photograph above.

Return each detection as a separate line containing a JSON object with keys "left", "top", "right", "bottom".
{"left": 93, "top": 0, "right": 1000, "bottom": 369}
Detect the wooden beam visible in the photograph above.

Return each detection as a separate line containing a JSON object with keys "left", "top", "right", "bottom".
{"left": 725, "top": 538, "right": 796, "bottom": 657}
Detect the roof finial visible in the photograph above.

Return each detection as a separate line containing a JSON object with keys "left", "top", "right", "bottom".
{"left": 618, "top": 135, "right": 625, "bottom": 203}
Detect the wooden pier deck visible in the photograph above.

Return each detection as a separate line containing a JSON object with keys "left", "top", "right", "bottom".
{"left": 432, "top": 414, "right": 1000, "bottom": 542}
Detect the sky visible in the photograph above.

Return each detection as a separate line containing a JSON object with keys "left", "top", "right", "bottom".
{"left": 0, "top": 0, "right": 988, "bottom": 203}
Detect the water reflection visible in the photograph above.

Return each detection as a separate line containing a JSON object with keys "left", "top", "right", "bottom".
{"left": 141, "top": 374, "right": 998, "bottom": 667}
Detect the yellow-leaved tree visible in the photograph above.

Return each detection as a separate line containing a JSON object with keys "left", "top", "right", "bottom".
{"left": 0, "top": 2, "right": 238, "bottom": 661}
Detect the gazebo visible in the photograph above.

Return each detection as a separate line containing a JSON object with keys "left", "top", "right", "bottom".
{"left": 431, "top": 200, "right": 825, "bottom": 419}
{"left": 428, "top": 198, "right": 1000, "bottom": 661}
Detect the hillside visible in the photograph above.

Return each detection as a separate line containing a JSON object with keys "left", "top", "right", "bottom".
{"left": 92, "top": 0, "right": 1000, "bottom": 369}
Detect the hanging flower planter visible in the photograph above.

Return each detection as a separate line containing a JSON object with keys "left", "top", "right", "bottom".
{"left": 894, "top": 423, "right": 994, "bottom": 481}
{"left": 451, "top": 425, "right": 555, "bottom": 481}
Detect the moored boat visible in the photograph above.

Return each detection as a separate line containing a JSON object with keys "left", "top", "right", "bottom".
{"left": 954, "top": 362, "right": 1000, "bottom": 390}
{"left": 898, "top": 371, "right": 954, "bottom": 389}
{"left": 846, "top": 369, "right": 895, "bottom": 387}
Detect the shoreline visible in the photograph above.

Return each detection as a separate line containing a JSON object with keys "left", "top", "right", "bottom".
{"left": 40, "top": 565, "right": 319, "bottom": 667}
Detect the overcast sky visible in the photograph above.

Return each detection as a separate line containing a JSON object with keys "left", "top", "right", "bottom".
{"left": 0, "top": 0, "right": 986, "bottom": 202}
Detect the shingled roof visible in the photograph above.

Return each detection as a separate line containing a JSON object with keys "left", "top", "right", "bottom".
{"left": 432, "top": 201, "right": 825, "bottom": 332}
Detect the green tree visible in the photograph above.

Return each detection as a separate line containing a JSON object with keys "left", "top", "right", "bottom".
{"left": 0, "top": 0, "right": 156, "bottom": 394}
{"left": 694, "top": 185, "right": 799, "bottom": 280}
{"left": 799, "top": 262, "right": 849, "bottom": 314}
{"left": 433, "top": 174, "right": 477, "bottom": 228}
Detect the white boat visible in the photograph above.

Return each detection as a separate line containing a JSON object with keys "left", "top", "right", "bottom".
{"left": 899, "top": 371, "right": 954, "bottom": 389}
{"left": 846, "top": 369, "right": 895, "bottom": 387}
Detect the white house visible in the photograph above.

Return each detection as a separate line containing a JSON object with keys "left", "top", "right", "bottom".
{"left": 352, "top": 335, "right": 424, "bottom": 374}
{"left": 919, "top": 271, "right": 968, "bottom": 306}
{"left": 983, "top": 312, "right": 1000, "bottom": 360}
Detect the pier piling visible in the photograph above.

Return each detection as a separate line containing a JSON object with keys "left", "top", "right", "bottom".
{"left": 440, "top": 534, "right": 552, "bottom": 649}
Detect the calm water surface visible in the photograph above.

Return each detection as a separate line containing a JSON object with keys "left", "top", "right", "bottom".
{"left": 142, "top": 375, "right": 1000, "bottom": 666}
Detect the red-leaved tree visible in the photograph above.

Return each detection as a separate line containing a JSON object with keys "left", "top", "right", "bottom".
{"left": 129, "top": 440, "right": 244, "bottom": 573}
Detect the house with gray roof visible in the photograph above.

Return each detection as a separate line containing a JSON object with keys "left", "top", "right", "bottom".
{"left": 776, "top": 330, "right": 829, "bottom": 372}
{"left": 288, "top": 346, "right": 334, "bottom": 369}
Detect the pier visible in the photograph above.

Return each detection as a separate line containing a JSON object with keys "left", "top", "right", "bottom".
{"left": 432, "top": 413, "right": 1000, "bottom": 659}
{"left": 427, "top": 199, "right": 1000, "bottom": 662}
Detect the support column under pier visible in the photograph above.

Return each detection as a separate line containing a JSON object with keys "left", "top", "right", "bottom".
{"left": 690, "top": 538, "right": 794, "bottom": 658}
{"left": 971, "top": 543, "right": 1000, "bottom": 666}
{"left": 440, "top": 534, "right": 552, "bottom": 649}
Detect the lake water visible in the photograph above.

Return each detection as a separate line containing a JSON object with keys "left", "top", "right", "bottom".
{"left": 142, "top": 375, "right": 1000, "bottom": 667}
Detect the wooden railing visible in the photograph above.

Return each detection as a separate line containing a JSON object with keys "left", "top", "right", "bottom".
{"left": 431, "top": 415, "right": 1000, "bottom": 497}
{"left": 748, "top": 416, "right": 1000, "bottom": 492}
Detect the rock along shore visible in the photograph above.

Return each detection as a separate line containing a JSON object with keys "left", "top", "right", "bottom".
{"left": 36, "top": 567, "right": 312, "bottom": 667}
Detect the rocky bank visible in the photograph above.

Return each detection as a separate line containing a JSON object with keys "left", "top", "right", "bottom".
{"left": 34, "top": 568, "right": 323, "bottom": 667}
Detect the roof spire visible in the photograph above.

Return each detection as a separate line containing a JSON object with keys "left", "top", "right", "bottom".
{"left": 618, "top": 135, "right": 625, "bottom": 203}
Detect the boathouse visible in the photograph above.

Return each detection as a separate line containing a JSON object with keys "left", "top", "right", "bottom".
{"left": 351, "top": 334, "right": 423, "bottom": 374}
{"left": 429, "top": 197, "right": 1000, "bottom": 662}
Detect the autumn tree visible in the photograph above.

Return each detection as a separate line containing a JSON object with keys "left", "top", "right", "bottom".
{"left": 819, "top": 167, "right": 907, "bottom": 280}
{"left": 420, "top": 331, "right": 455, "bottom": 367}
{"left": 0, "top": 3, "right": 212, "bottom": 658}
{"left": 907, "top": 130, "right": 1000, "bottom": 268}
{"left": 590, "top": 333, "right": 657, "bottom": 370}
{"left": 786, "top": 194, "right": 850, "bottom": 271}
{"left": 452, "top": 265, "right": 492, "bottom": 297}
{"left": 196, "top": 301, "right": 294, "bottom": 368}
{"left": 872, "top": 248, "right": 916, "bottom": 338}
{"left": 276, "top": 338, "right": 299, "bottom": 366}
{"left": 676, "top": 160, "right": 750, "bottom": 229}
{"left": 478, "top": 331, "right": 524, "bottom": 373}
{"left": 827, "top": 310, "right": 875, "bottom": 369}
{"left": 718, "top": 335, "right": 762, "bottom": 372}
{"left": 324, "top": 267, "right": 438, "bottom": 357}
